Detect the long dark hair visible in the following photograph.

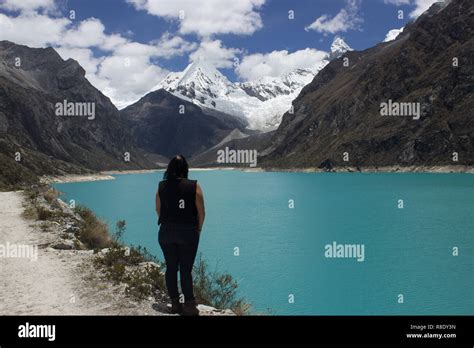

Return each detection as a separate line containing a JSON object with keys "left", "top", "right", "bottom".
{"left": 163, "top": 155, "right": 189, "bottom": 180}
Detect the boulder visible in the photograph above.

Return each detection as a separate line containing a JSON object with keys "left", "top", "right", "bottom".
{"left": 50, "top": 239, "right": 75, "bottom": 250}
{"left": 197, "top": 304, "right": 235, "bottom": 316}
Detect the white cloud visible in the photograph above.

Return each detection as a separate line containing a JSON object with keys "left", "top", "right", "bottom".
{"left": 150, "top": 32, "right": 198, "bottom": 59}
{"left": 127, "top": 0, "right": 265, "bottom": 37}
{"left": 0, "top": 0, "right": 57, "bottom": 13}
{"left": 61, "top": 18, "right": 108, "bottom": 48}
{"left": 236, "top": 48, "right": 328, "bottom": 81}
{"left": 383, "top": 0, "right": 444, "bottom": 18}
{"left": 189, "top": 39, "right": 241, "bottom": 69}
{"left": 0, "top": 12, "right": 68, "bottom": 47}
{"left": 0, "top": 7, "right": 197, "bottom": 108}
{"left": 94, "top": 55, "right": 169, "bottom": 109}
{"left": 56, "top": 46, "right": 170, "bottom": 109}
{"left": 305, "top": 0, "right": 363, "bottom": 34}
{"left": 383, "top": 27, "right": 404, "bottom": 42}
{"left": 102, "top": 34, "right": 130, "bottom": 51}
{"left": 409, "top": 0, "right": 441, "bottom": 18}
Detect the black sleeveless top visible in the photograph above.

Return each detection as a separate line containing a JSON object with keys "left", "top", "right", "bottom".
{"left": 158, "top": 178, "right": 198, "bottom": 227}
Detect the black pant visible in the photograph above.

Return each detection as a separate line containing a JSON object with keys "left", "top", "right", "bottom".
{"left": 159, "top": 223, "right": 199, "bottom": 301}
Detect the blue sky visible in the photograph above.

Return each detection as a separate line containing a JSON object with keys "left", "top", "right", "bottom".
{"left": 66, "top": 0, "right": 412, "bottom": 75}
{"left": 0, "top": 0, "right": 439, "bottom": 107}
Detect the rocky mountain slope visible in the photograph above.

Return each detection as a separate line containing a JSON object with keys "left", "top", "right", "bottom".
{"left": 261, "top": 0, "right": 473, "bottom": 169}
{"left": 0, "top": 41, "right": 153, "bottom": 188}
{"left": 155, "top": 37, "right": 352, "bottom": 131}
{"left": 189, "top": 130, "right": 274, "bottom": 167}
{"left": 120, "top": 89, "right": 248, "bottom": 160}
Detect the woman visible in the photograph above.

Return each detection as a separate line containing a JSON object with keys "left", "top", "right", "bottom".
{"left": 155, "top": 155, "right": 205, "bottom": 316}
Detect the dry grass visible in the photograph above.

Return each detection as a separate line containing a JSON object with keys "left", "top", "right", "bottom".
{"left": 75, "top": 206, "right": 113, "bottom": 250}
{"left": 43, "top": 187, "right": 61, "bottom": 204}
{"left": 21, "top": 205, "right": 38, "bottom": 220}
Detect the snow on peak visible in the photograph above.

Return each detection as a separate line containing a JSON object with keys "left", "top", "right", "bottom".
{"left": 158, "top": 61, "right": 231, "bottom": 91}
{"left": 179, "top": 61, "right": 231, "bottom": 87}
{"left": 383, "top": 27, "right": 404, "bottom": 42}
{"left": 155, "top": 39, "right": 354, "bottom": 131}
{"left": 329, "top": 36, "right": 353, "bottom": 59}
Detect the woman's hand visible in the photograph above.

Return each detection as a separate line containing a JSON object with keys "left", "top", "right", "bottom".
{"left": 196, "top": 183, "right": 205, "bottom": 232}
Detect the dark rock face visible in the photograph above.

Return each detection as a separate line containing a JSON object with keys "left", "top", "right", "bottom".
{"left": 0, "top": 41, "right": 153, "bottom": 187}
{"left": 189, "top": 130, "right": 274, "bottom": 167}
{"left": 262, "top": 0, "right": 474, "bottom": 168}
{"left": 120, "top": 89, "right": 244, "bottom": 160}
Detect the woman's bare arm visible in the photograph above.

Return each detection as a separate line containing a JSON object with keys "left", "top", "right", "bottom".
{"left": 155, "top": 190, "right": 161, "bottom": 217}
{"left": 196, "top": 183, "right": 205, "bottom": 233}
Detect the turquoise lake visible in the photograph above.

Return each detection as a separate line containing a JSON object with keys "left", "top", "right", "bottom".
{"left": 54, "top": 171, "right": 474, "bottom": 315}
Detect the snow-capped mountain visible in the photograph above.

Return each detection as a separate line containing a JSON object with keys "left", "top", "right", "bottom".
{"left": 155, "top": 37, "right": 352, "bottom": 131}
{"left": 329, "top": 36, "right": 353, "bottom": 60}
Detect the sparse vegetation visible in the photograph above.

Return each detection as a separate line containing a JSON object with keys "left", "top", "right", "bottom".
{"left": 124, "top": 265, "right": 165, "bottom": 300}
{"left": 22, "top": 186, "right": 67, "bottom": 221}
{"left": 39, "top": 222, "right": 51, "bottom": 232}
{"left": 43, "top": 187, "right": 61, "bottom": 204}
{"left": 93, "top": 224, "right": 250, "bottom": 313}
{"left": 25, "top": 186, "right": 40, "bottom": 200}
{"left": 113, "top": 220, "right": 126, "bottom": 244}
{"left": 93, "top": 244, "right": 166, "bottom": 300}
{"left": 193, "top": 255, "right": 250, "bottom": 315}
{"left": 0, "top": 152, "right": 38, "bottom": 192}
{"left": 21, "top": 204, "right": 38, "bottom": 220}
{"left": 37, "top": 206, "right": 55, "bottom": 220}
{"left": 74, "top": 205, "right": 113, "bottom": 250}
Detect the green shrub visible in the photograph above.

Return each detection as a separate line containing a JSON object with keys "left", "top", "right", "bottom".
{"left": 21, "top": 205, "right": 38, "bottom": 220}
{"left": 129, "top": 246, "right": 161, "bottom": 265}
{"left": 37, "top": 206, "right": 54, "bottom": 220}
{"left": 113, "top": 220, "right": 126, "bottom": 243}
{"left": 124, "top": 265, "right": 165, "bottom": 300}
{"left": 94, "top": 244, "right": 166, "bottom": 300}
{"left": 193, "top": 254, "right": 250, "bottom": 315}
{"left": 24, "top": 186, "right": 40, "bottom": 200}
{"left": 40, "top": 222, "right": 51, "bottom": 232}
{"left": 95, "top": 247, "right": 128, "bottom": 268}
{"left": 106, "top": 263, "right": 126, "bottom": 284}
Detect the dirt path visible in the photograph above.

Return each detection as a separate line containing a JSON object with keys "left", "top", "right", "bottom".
{"left": 0, "top": 191, "right": 164, "bottom": 315}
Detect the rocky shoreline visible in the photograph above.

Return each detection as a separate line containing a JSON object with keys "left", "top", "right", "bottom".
{"left": 40, "top": 165, "right": 474, "bottom": 184}
{"left": 262, "top": 165, "right": 474, "bottom": 174}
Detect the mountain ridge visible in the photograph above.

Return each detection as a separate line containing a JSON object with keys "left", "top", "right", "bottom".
{"left": 120, "top": 88, "right": 247, "bottom": 161}
{"left": 259, "top": 0, "right": 473, "bottom": 169}
{"left": 0, "top": 40, "right": 154, "bottom": 188}
{"left": 155, "top": 37, "right": 353, "bottom": 131}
